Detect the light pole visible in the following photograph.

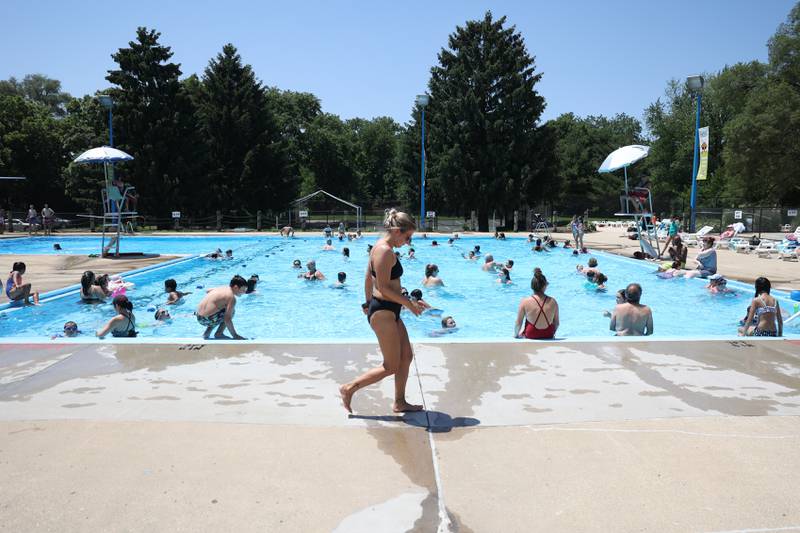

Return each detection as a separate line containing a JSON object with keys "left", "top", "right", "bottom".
{"left": 687, "top": 75, "right": 704, "bottom": 232}
{"left": 416, "top": 94, "right": 429, "bottom": 229}
{"left": 97, "top": 95, "right": 114, "bottom": 147}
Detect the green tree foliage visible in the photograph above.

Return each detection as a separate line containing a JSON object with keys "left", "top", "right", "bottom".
{"left": 724, "top": 82, "right": 800, "bottom": 204}
{"left": 426, "top": 11, "right": 553, "bottom": 229}
{"left": 106, "top": 27, "right": 200, "bottom": 216}
{"left": 61, "top": 95, "right": 113, "bottom": 211}
{"left": 352, "top": 116, "right": 401, "bottom": 204}
{"left": 769, "top": 2, "right": 800, "bottom": 89}
{"left": 0, "top": 74, "right": 73, "bottom": 116}
{"left": 196, "top": 44, "right": 293, "bottom": 213}
{"left": 548, "top": 113, "right": 643, "bottom": 215}
{"left": 303, "top": 113, "right": 359, "bottom": 200}
{"left": 0, "top": 95, "right": 66, "bottom": 210}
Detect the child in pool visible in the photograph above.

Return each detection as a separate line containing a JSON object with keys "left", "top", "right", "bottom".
{"left": 52, "top": 321, "right": 80, "bottom": 339}
{"left": 165, "top": 278, "right": 191, "bottom": 304}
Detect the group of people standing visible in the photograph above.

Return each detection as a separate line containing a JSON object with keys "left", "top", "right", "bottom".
{"left": 20, "top": 204, "right": 56, "bottom": 236}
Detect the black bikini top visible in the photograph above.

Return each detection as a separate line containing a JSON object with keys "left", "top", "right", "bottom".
{"left": 371, "top": 257, "right": 403, "bottom": 280}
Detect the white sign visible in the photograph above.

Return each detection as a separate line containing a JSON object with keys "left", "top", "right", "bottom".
{"left": 426, "top": 211, "right": 436, "bottom": 218}
{"left": 299, "top": 210, "right": 308, "bottom": 218}
{"left": 734, "top": 210, "right": 742, "bottom": 220}
{"left": 788, "top": 209, "right": 798, "bottom": 217}
{"left": 171, "top": 211, "right": 181, "bottom": 219}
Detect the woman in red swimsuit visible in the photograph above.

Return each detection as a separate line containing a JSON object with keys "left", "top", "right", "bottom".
{"left": 515, "top": 268, "right": 559, "bottom": 339}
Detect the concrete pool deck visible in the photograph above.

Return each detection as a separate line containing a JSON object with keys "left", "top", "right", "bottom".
{"left": 2, "top": 339, "right": 800, "bottom": 531}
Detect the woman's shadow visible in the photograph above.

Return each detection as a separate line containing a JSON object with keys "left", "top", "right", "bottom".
{"left": 348, "top": 410, "right": 480, "bottom": 433}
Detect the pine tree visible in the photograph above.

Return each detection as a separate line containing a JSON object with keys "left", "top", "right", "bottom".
{"left": 196, "top": 44, "right": 293, "bottom": 213}
{"left": 427, "top": 12, "right": 554, "bottom": 229}
{"left": 106, "top": 27, "right": 197, "bottom": 217}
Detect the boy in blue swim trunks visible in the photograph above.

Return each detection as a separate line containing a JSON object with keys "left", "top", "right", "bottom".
{"left": 195, "top": 275, "right": 248, "bottom": 339}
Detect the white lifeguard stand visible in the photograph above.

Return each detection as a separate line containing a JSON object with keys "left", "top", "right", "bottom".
{"left": 530, "top": 213, "right": 552, "bottom": 241}
{"left": 598, "top": 145, "right": 660, "bottom": 258}
{"left": 73, "top": 147, "right": 140, "bottom": 257}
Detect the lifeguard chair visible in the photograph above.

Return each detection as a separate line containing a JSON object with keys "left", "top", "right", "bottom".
{"left": 599, "top": 145, "right": 660, "bottom": 258}
{"left": 73, "top": 146, "right": 142, "bottom": 258}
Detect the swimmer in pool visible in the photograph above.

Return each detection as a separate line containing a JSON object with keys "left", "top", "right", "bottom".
{"left": 322, "top": 239, "right": 335, "bottom": 251}
{"left": 603, "top": 289, "right": 627, "bottom": 317}
{"left": 409, "top": 288, "right": 432, "bottom": 310}
{"left": 423, "top": 264, "right": 444, "bottom": 287}
{"left": 300, "top": 260, "right": 325, "bottom": 281}
{"left": 497, "top": 267, "right": 512, "bottom": 284}
{"left": 292, "top": 259, "right": 302, "bottom": 269}
{"left": 333, "top": 271, "right": 347, "bottom": 288}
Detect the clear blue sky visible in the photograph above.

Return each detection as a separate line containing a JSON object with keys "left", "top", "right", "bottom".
{"left": 2, "top": 0, "right": 796, "bottom": 125}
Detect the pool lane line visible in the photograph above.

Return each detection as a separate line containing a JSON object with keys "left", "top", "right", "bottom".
{"left": 0, "top": 254, "right": 199, "bottom": 313}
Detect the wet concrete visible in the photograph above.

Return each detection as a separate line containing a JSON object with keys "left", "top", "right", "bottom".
{"left": 1, "top": 338, "right": 800, "bottom": 532}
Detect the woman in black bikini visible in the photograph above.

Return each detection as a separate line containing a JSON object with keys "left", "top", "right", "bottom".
{"left": 339, "top": 209, "right": 422, "bottom": 413}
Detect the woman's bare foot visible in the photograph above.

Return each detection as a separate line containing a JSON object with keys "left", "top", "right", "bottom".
{"left": 339, "top": 384, "right": 355, "bottom": 413}
{"left": 393, "top": 400, "right": 423, "bottom": 413}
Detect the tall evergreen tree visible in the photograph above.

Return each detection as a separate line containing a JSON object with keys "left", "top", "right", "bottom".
{"left": 106, "top": 27, "right": 198, "bottom": 216}
{"left": 426, "top": 11, "right": 553, "bottom": 229}
{"left": 196, "top": 44, "right": 293, "bottom": 212}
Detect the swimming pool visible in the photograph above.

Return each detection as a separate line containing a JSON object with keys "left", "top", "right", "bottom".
{"left": 1, "top": 235, "right": 796, "bottom": 340}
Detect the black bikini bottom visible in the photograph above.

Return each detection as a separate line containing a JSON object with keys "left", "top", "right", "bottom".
{"left": 367, "top": 297, "right": 402, "bottom": 323}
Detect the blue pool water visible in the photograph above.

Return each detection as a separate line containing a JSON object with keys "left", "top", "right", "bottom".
{"left": 0, "top": 235, "right": 795, "bottom": 340}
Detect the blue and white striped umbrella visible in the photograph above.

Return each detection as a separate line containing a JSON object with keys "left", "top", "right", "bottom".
{"left": 73, "top": 146, "right": 133, "bottom": 164}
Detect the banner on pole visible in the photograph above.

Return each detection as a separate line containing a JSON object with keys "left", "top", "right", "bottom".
{"left": 697, "top": 126, "right": 709, "bottom": 181}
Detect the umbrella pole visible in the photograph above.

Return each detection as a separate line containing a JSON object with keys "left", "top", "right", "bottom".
{"left": 623, "top": 166, "right": 629, "bottom": 213}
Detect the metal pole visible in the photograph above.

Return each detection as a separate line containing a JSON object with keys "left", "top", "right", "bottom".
{"left": 108, "top": 107, "right": 114, "bottom": 147}
{"left": 689, "top": 93, "right": 702, "bottom": 232}
{"left": 420, "top": 107, "right": 426, "bottom": 230}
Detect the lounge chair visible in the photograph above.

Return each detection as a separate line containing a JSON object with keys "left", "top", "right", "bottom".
{"left": 716, "top": 223, "right": 745, "bottom": 249}
{"left": 754, "top": 240, "right": 779, "bottom": 258}
{"left": 681, "top": 225, "right": 714, "bottom": 247}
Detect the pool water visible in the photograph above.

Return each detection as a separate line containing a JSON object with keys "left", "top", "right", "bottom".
{"left": 0, "top": 235, "right": 794, "bottom": 340}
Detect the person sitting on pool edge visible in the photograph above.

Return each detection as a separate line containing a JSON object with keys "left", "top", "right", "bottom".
{"left": 195, "top": 275, "right": 248, "bottom": 340}
{"left": 6, "top": 261, "right": 39, "bottom": 305}
{"left": 684, "top": 237, "right": 717, "bottom": 279}
{"left": 165, "top": 278, "right": 191, "bottom": 304}
{"left": 515, "top": 268, "right": 559, "bottom": 340}
{"left": 300, "top": 260, "right": 325, "bottom": 281}
{"left": 743, "top": 277, "right": 782, "bottom": 337}
{"left": 609, "top": 283, "right": 653, "bottom": 336}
